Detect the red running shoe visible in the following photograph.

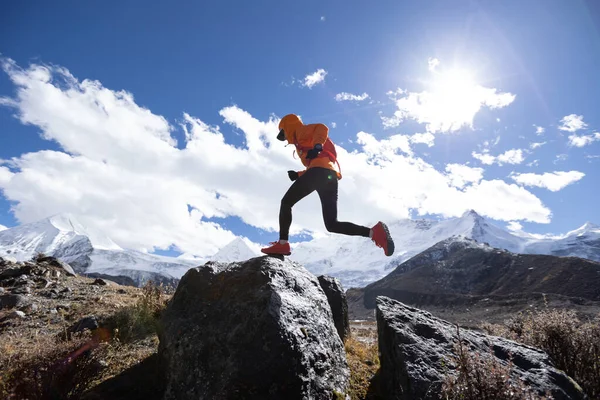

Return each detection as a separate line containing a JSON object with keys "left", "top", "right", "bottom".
{"left": 261, "top": 241, "right": 291, "bottom": 256}
{"left": 371, "top": 222, "right": 394, "bottom": 256}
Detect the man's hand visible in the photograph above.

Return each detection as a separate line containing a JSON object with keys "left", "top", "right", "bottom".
{"left": 305, "top": 143, "right": 323, "bottom": 160}
{"left": 288, "top": 170, "right": 299, "bottom": 181}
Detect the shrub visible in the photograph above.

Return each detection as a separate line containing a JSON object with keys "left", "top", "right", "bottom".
{"left": 441, "top": 327, "right": 548, "bottom": 400}
{"left": 483, "top": 308, "right": 600, "bottom": 399}
{"left": 104, "top": 280, "right": 168, "bottom": 343}
{"left": 344, "top": 336, "right": 380, "bottom": 400}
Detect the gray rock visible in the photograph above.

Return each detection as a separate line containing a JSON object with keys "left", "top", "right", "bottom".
{"left": 0, "top": 287, "right": 4, "bottom": 295}
{"left": 159, "top": 256, "right": 349, "bottom": 400}
{"left": 37, "top": 256, "right": 76, "bottom": 276}
{"left": 0, "top": 294, "right": 30, "bottom": 310}
{"left": 318, "top": 275, "right": 350, "bottom": 342}
{"left": 12, "top": 286, "right": 31, "bottom": 295}
{"left": 93, "top": 278, "right": 110, "bottom": 286}
{"left": 375, "top": 296, "right": 585, "bottom": 400}
{"left": 6, "top": 310, "right": 26, "bottom": 320}
{"left": 0, "top": 268, "right": 23, "bottom": 280}
{"left": 69, "top": 315, "right": 99, "bottom": 334}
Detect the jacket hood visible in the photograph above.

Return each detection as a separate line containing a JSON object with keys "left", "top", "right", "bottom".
{"left": 278, "top": 114, "right": 303, "bottom": 143}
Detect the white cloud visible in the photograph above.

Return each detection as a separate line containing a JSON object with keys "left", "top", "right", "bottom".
{"left": 0, "top": 224, "right": 7, "bottom": 231}
{"left": 568, "top": 132, "right": 600, "bottom": 147}
{"left": 534, "top": 125, "right": 545, "bottom": 135}
{"left": 554, "top": 154, "right": 568, "bottom": 164}
{"left": 0, "top": 59, "right": 554, "bottom": 257}
{"left": 529, "top": 142, "right": 546, "bottom": 149}
{"left": 320, "top": 16, "right": 326, "bottom": 21}
{"left": 497, "top": 149, "right": 525, "bottom": 165}
{"left": 303, "top": 69, "right": 327, "bottom": 88}
{"left": 527, "top": 160, "right": 539, "bottom": 167}
{"left": 472, "top": 151, "right": 496, "bottom": 165}
{"left": 559, "top": 114, "right": 587, "bottom": 132}
{"left": 511, "top": 171, "right": 585, "bottom": 192}
{"left": 507, "top": 221, "right": 523, "bottom": 231}
{"left": 331, "top": 122, "right": 337, "bottom": 128}
{"left": 445, "top": 164, "right": 484, "bottom": 189}
{"left": 382, "top": 63, "right": 515, "bottom": 133}
{"left": 409, "top": 132, "right": 435, "bottom": 147}
{"left": 335, "top": 92, "right": 369, "bottom": 102}
{"left": 428, "top": 57, "right": 440, "bottom": 72}
{"left": 0, "top": 166, "right": 14, "bottom": 185}
{"left": 472, "top": 149, "right": 525, "bottom": 166}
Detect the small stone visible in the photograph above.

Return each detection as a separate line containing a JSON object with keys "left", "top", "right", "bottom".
{"left": 7, "top": 310, "right": 26, "bottom": 320}
{"left": 0, "top": 268, "right": 24, "bottom": 280}
{"left": 50, "top": 308, "right": 58, "bottom": 314}
{"left": 93, "top": 278, "right": 109, "bottom": 286}
{"left": 60, "top": 287, "right": 72, "bottom": 294}
{"left": 12, "top": 286, "right": 31, "bottom": 295}
{"left": 57, "top": 304, "right": 71, "bottom": 311}
{"left": 0, "top": 294, "right": 31, "bottom": 310}
{"left": 0, "top": 287, "right": 5, "bottom": 294}
{"left": 68, "top": 316, "right": 99, "bottom": 334}
{"left": 51, "top": 270, "right": 61, "bottom": 279}
{"left": 117, "top": 288, "right": 127, "bottom": 294}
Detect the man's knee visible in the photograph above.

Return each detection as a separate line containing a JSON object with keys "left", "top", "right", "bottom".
{"left": 324, "top": 218, "right": 339, "bottom": 233}
{"left": 281, "top": 196, "right": 294, "bottom": 209}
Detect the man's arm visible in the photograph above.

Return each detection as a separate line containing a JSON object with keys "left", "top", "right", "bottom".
{"left": 311, "top": 123, "right": 328, "bottom": 147}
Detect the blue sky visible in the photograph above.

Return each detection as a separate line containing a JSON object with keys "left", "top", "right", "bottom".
{"left": 1, "top": 0, "right": 599, "bottom": 256}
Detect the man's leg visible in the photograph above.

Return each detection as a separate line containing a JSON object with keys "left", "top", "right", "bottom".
{"left": 279, "top": 168, "right": 320, "bottom": 241}
{"left": 316, "top": 170, "right": 371, "bottom": 237}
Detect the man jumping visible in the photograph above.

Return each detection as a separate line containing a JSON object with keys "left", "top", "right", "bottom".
{"left": 260, "top": 113, "right": 395, "bottom": 257}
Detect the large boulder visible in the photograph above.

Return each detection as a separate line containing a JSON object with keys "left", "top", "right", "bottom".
{"left": 318, "top": 275, "right": 350, "bottom": 342}
{"left": 376, "top": 296, "right": 584, "bottom": 400}
{"left": 158, "top": 256, "right": 349, "bottom": 400}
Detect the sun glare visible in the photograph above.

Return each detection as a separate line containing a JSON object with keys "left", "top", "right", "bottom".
{"left": 433, "top": 69, "right": 477, "bottom": 95}
{"left": 421, "top": 67, "right": 483, "bottom": 132}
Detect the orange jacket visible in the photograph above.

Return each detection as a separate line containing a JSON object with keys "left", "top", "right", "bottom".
{"left": 279, "top": 114, "right": 341, "bottom": 179}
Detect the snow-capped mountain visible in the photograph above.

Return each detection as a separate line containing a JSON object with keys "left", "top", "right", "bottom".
{"left": 0, "top": 214, "right": 199, "bottom": 286}
{"left": 0, "top": 213, "right": 121, "bottom": 261}
{"left": 208, "top": 237, "right": 258, "bottom": 263}
{"left": 290, "top": 210, "right": 600, "bottom": 288}
{"left": 1, "top": 211, "right": 598, "bottom": 289}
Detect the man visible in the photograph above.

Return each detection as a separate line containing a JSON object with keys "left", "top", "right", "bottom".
{"left": 260, "top": 113, "right": 395, "bottom": 257}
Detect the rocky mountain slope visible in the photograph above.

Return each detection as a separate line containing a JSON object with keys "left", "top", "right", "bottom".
{"left": 348, "top": 236, "right": 600, "bottom": 324}
{"left": 292, "top": 210, "right": 600, "bottom": 288}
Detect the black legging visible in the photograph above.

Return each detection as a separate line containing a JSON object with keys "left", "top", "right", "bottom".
{"left": 279, "top": 167, "right": 371, "bottom": 240}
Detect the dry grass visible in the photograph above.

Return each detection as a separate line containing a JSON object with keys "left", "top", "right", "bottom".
{"left": 344, "top": 336, "right": 379, "bottom": 400}
{"left": 441, "top": 327, "right": 548, "bottom": 400}
{"left": 0, "top": 280, "right": 169, "bottom": 399}
{"left": 482, "top": 307, "right": 600, "bottom": 399}
{"left": 104, "top": 281, "right": 169, "bottom": 343}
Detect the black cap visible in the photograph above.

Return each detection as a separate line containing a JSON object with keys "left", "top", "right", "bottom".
{"left": 277, "top": 129, "right": 286, "bottom": 141}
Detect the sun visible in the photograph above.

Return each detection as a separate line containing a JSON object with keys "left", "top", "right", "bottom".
{"left": 433, "top": 68, "right": 477, "bottom": 95}
{"left": 422, "top": 67, "right": 482, "bottom": 132}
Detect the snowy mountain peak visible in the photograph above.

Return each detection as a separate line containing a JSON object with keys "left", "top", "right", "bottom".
{"left": 45, "top": 213, "right": 121, "bottom": 250}
{"left": 461, "top": 209, "right": 483, "bottom": 220}
{"left": 208, "top": 237, "right": 258, "bottom": 263}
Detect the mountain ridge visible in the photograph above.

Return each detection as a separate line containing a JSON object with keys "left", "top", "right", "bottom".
{"left": 1, "top": 211, "right": 599, "bottom": 288}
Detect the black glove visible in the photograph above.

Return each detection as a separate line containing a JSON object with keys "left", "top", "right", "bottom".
{"left": 288, "top": 170, "right": 299, "bottom": 181}
{"left": 305, "top": 143, "right": 323, "bottom": 160}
